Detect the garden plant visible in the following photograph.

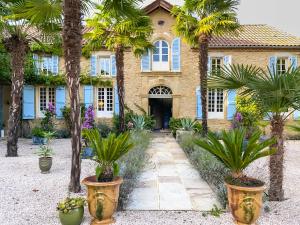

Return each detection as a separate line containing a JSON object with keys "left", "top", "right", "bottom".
{"left": 57, "top": 197, "right": 85, "bottom": 225}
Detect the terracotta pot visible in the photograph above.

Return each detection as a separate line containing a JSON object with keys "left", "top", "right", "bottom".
{"left": 82, "top": 176, "right": 123, "bottom": 225}
{"left": 226, "top": 182, "right": 266, "bottom": 225}
{"left": 39, "top": 157, "right": 52, "bottom": 173}
{"left": 59, "top": 207, "right": 84, "bottom": 225}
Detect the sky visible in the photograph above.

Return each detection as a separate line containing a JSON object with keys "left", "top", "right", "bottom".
{"left": 142, "top": 0, "right": 300, "bottom": 37}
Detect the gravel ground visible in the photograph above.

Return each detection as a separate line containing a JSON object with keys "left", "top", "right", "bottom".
{"left": 0, "top": 138, "right": 299, "bottom": 225}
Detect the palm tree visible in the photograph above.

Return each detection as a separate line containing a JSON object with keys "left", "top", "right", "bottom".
{"left": 0, "top": 0, "right": 61, "bottom": 157}
{"left": 208, "top": 64, "right": 300, "bottom": 201}
{"left": 84, "top": 5, "right": 153, "bottom": 132}
{"left": 171, "top": 0, "right": 240, "bottom": 136}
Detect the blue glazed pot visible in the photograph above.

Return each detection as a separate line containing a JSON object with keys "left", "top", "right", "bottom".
{"left": 32, "top": 136, "right": 48, "bottom": 145}
{"left": 81, "top": 147, "right": 94, "bottom": 159}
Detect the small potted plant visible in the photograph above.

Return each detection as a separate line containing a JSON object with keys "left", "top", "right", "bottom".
{"left": 35, "top": 131, "right": 55, "bottom": 173}
{"left": 194, "top": 128, "right": 276, "bottom": 225}
{"left": 81, "top": 105, "right": 95, "bottom": 159}
{"left": 32, "top": 127, "right": 48, "bottom": 145}
{"left": 82, "top": 129, "right": 134, "bottom": 224}
{"left": 57, "top": 196, "right": 85, "bottom": 225}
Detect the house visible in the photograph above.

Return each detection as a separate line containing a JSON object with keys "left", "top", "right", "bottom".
{"left": 1, "top": 0, "right": 300, "bottom": 135}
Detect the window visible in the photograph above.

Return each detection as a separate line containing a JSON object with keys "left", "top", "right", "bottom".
{"left": 33, "top": 54, "right": 59, "bottom": 75}
{"left": 152, "top": 40, "right": 169, "bottom": 71}
{"left": 208, "top": 57, "right": 224, "bottom": 119}
{"left": 99, "top": 57, "right": 111, "bottom": 76}
{"left": 97, "top": 87, "right": 113, "bottom": 117}
{"left": 277, "top": 58, "right": 287, "bottom": 74}
{"left": 39, "top": 87, "right": 55, "bottom": 115}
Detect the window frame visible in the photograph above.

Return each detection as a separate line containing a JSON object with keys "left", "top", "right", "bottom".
{"left": 152, "top": 40, "right": 170, "bottom": 71}
{"left": 96, "top": 87, "right": 114, "bottom": 118}
{"left": 98, "top": 56, "right": 111, "bottom": 76}
{"left": 276, "top": 57, "right": 288, "bottom": 74}
{"left": 38, "top": 86, "right": 56, "bottom": 118}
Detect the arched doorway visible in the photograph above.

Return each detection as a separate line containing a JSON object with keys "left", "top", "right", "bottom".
{"left": 148, "top": 86, "right": 172, "bottom": 130}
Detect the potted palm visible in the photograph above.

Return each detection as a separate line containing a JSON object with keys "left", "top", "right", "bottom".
{"left": 57, "top": 196, "right": 85, "bottom": 225}
{"left": 194, "top": 129, "right": 276, "bottom": 225}
{"left": 82, "top": 129, "right": 134, "bottom": 224}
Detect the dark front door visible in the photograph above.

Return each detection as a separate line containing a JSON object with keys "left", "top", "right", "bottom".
{"left": 149, "top": 98, "right": 172, "bottom": 130}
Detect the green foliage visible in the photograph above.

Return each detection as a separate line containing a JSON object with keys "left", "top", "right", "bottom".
{"left": 83, "top": 4, "right": 153, "bottom": 57}
{"left": 180, "top": 118, "right": 196, "bottom": 131}
{"left": 171, "top": 0, "right": 240, "bottom": 47}
{"left": 179, "top": 133, "right": 229, "bottom": 207}
{"left": 118, "top": 130, "right": 150, "bottom": 210}
{"left": 30, "top": 36, "right": 63, "bottom": 56}
{"left": 169, "top": 118, "right": 181, "bottom": 136}
{"left": 35, "top": 145, "right": 54, "bottom": 158}
{"left": 130, "top": 115, "right": 145, "bottom": 130}
{"left": 194, "top": 129, "right": 276, "bottom": 177}
{"left": 82, "top": 129, "right": 134, "bottom": 182}
{"left": 80, "top": 73, "right": 113, "bottom": 86}
{"left": 57, "top": 197, "right": 86, "bottom": 214}
{"left": 61, "top": 106, "right": 71, "bottom": 130}
{"left": 96, "top": 122, "right": 112, "bottom": 138}
{"left": 31, "top": 127, "right": 45, "bottom": 138}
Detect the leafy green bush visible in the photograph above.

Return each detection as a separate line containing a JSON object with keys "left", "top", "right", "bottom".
{"left": 179, "top": 133, "right": 230, "bottom": 207}
{"left": 169, "top": 117, "right": 203, "bottom": 136}
{"left": 96, "top": 122, "right": 112, "bottom": 138}
{"left": 61, "top": 106, "right": 72, "bottom": 130}
{"left": 180, "top": 118, "right": 197, "bottom": 131}
{"left": 169, "top": 118, "right": 182, "bottom": 136}
{"left": 32, "top": 127, "right": 45, "bottom": 138}
{"left": 118, "top": 130, "right": 151, "bottom": 210}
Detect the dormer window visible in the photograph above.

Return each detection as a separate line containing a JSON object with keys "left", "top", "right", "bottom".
{"left": 152, "top": 40, "right": 169, "bottom": 71}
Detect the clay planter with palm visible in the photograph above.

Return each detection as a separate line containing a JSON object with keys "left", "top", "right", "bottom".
{"left": 82, "top": 129, "right": 134, "bottom": 225}
{"left": 195, "top": 129, "right": 276, "bottom": 225}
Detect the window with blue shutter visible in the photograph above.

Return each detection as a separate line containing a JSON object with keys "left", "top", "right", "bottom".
{"left": 196, "top": 87, "right": 202, "bottom": 119}
{"left": 227, "top": 90, "right": 236, "bottom": 120}
{"left": 23, "top": 85, "right": 35, "bottom": 119}
{"left": 52, "top": 55, "right": 59, "bottom": 74}
{"left": 141, "top": 50, "right": 151, "bottom": 72}
{"left": 171, "top": 38, "right": 181, "bottom": 72}
{"left": 90, "top": 55, "right": 97, "bottom": 76}
{"left": 269, "top": 56, "right": 277, "bottom": 75}
{"left": 111, "top": 55, "right": 116, "bottom": 76}
{"left": 114, "top": 85, "right": 119, "bottom": 115}
{"left": 55, "top": 86, "right": 65, "bottom": 118}
{"left": 84, "top": 85, "right": 93, "bottom": 108}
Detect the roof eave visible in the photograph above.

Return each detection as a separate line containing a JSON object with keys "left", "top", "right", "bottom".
{"left": 143, "top": 0, "right": 173, "bottom": 15}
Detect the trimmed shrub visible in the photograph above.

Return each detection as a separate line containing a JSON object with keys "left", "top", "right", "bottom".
{"left": 96, "top": 122, "right": 112, "bottom": 138}
{"left": 179, "top": 133, "right": 230, "bottom": 207}
{"left": 117, "top": 130, "right": 151, "bottom": 210}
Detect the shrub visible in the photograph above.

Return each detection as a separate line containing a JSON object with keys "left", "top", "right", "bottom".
{"left": 41, "top": 102, "right": 56, "bottom": 132}
{"left": 169, "top": 117, "right": 182, "bottom": 136}
{"left": 180, "top": 118, "right": 196, "bottom": 131}
{"left": 118, "top": 130, "right": 150, "bottom": 210}
{"left": 55, "top": 129, "right": 71, "bottom": 138}
{"left": 31, "top": 127, "right": 45, "bottom": 138}
{"left": 179, "top": 133, "right": 230, "bottom": 207}
{"left": 96, "top": 122, "right": 112, "bottom": 138}
{"left": 61, "top": 106, "right": 71, "bottom": 130}
{"left": 169, "top": 117, "right": 203, "bottom": 136}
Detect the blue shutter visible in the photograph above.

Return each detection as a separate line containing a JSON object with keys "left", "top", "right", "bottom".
{"left": 223, "top": 55, "right": 232, "bottom": 68}
{"left": 52, "top": 55, "right": 59, "bottom": 74}
{"left": 269, "top": 56, "right": 277, "bottom": 75}
{"left": 33, "top": 54, "right": 40, "bottom": 74}
{"left": 289, "top": 56, "right": 298, "bottom": 70}
{"left": 294, "top": 111, "right": 300, "bottom": 120}
{"left": 23, "top": 85, "right": 35, "bottom": 119}
{"left": 84, "top": 85, "right": 93, "bottom": 108}
{"left": 171, "top": 38, "right": 181, "bottom": 72}
{"left": 55, "top": 86, "right": 65, "bottom": 118}
{"left": 114, "top": 85, "right": 119, "bottom": 115}
{"left": 111, "top": 55, "right": 116, "bottom": 76}
{"left": 227, "top": 90, "right": 236, "bottom": 120}
{"left": 141, "top": 50, "right": 151, "bottom": 72}
{"left": 90, "top": 55, "right": 97, "bottom": 76}
{"left": 207, "top": 56, "right": 211, "bottom": 76}
{"left": 196, "top": 87, "right": 202, "bottom": 118}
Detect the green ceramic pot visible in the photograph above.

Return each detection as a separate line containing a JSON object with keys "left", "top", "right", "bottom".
{"left": 59, "top": 207, "right": 84, "bottom": 225}
{"left": 39, "top": 157, "right": 52, "bottom": 173}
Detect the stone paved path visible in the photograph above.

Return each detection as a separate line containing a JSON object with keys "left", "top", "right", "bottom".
{"left": 126, "top": 133, "right": 220, "bottom": 211}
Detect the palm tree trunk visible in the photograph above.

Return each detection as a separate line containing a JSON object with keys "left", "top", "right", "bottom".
{"left": 4, "top": 37, "right": 28, "bottom": 157}
{"left": 63, "top": 0, "right": 82, "bottom": 193}
{"left": 269, "top": 114, "right": 285, "bottom": 201}
{"left": 115, "top": 46, "right": 125, "bottom": 132}
{"left": 199, "top": 34, "right": 210, "bottom": 136}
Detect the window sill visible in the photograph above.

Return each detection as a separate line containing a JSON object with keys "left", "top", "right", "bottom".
{"left": 141, "top": 71, "right": 182, "bottom": 77}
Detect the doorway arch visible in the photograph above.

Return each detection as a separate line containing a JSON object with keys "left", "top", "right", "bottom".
{"left": 148, "top": 86, "right": 173, "bottom": 130}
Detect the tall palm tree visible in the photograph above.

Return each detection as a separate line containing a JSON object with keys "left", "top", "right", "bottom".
{"left": 208, "top": 64, "right": 300, "bottom": 201}
{"left": 0, "top": 0, "right": 61, "bottom": 157}
{"left": 171, "top": 0, "right": 240, "bottom": 136}
{"left": 84, "top": 5, "right": 153, "bottom": 132}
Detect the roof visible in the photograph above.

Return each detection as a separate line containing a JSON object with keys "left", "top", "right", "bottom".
{"left": 210, "top": 25, "right": 300, "bottom": 49}
{"left": 143, "top": 0, "right": 173, "bottom": 14}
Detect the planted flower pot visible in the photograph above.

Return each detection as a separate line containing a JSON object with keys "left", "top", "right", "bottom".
{"left": 81, "top": 147, "right": 94, "bottom": 159}
{"left": 59, "top": 207, "right": 84, "bottom": 225}
{"left": 226, "top": 179, "right": 265, "bottom": 225}
{"left": 82, "top": 176, "right": 123, "bottom": 225}
{"left": 39, "top": 157, "right": 52, "bottom": 173}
